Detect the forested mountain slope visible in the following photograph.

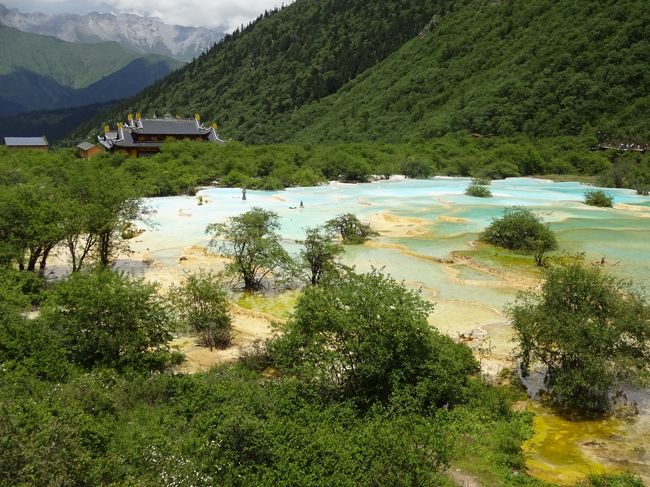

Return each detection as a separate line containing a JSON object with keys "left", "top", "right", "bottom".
{"left": 75, "top": 0, "right": 648, "bottom": 144}
{"left": 80, "top": 0, "right": 449, "bottom": 142}
{"left": 284, "top": 0, "right": 649, "bottom": 142}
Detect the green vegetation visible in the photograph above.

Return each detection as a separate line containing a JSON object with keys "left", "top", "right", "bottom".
{"left": 465, "top": 178, "right": 493, "bottom": 197}
{"left": 0, "top": 25, "right": 181, "bottom": 116}
{"left": 325, "top": 213, "right": 379, "bottom": 244}
{"left": 1, "top": 261, "right": 644, "bottom": 485}
{"left": 42, "top": 268, "right": 179, "bottom": 371}
{"left": 170, "top": 271, "right": 232, "bottom": 349}
{"left": 104, "top": 136, "right": 650, "bottom": 195}
{"left": 509, "top": 262, "right": 650, "bottom": 415}
{"left": 299, "top": 226, "right": 344, "bottom": 285}
{"left": 584, "top": 189, "right": 614, "bottom": 207}
{"left": 271, "top": 269, "right": 478, "bottom": 408}
{"left": 0, "top": 148, "right": 149, "bottom": 272}
{"left": 80, "top": 0, "right": 649, "bottom": 144}
{"left": 480, "top": 207, "right": 558, "bottom": 266}
{"left": 206, "top": 207, "right": 294, "bottom": 290}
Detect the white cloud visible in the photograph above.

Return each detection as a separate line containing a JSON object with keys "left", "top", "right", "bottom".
{"left": 1, "top": 0, "right": 291, "bottom": 30}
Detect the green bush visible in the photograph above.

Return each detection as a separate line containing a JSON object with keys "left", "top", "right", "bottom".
{"left": 584, "top": 189, "right": 613, "bottom": 207}
{"left": 170, "top": 271, "right": 232, "bottom": 350}
{"left": 465, "top": 179, "right": 493, "bottom": 198}
{"left": 270, "top": 269, "right": 478, "bottom": 408}
{"left": 42, "top": 269, "right": 177, "bottom": 370}
{"left": 480, "top": 207, "right": 557, "bottom": 252}
{"left": 325, "top": 213, "right": 379, "bottom": 244}
{"left": 509, "top": 263, "right": 650, "bottom": 414}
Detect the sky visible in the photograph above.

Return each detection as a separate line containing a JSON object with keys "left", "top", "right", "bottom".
{"left": 1, "top": 0, "right": 292, "bottom": 31}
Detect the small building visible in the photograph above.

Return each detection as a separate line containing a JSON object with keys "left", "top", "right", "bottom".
{"left": 3, "top": 136, "right": 48, "bottom": 151}
{"left": 76, "top": 142, "right": 104, "bottom": 159}
{"left": 98, "top": 113, "right": 224, "bottom": 157}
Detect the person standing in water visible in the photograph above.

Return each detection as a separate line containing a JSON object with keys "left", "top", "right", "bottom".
{"left": 242, "top": 188, "right": 247, "bottom": 201}
{"left": 299, "top": 200, "right": 304, "bottom": 208}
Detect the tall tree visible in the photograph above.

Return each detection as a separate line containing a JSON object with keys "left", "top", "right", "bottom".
{"left": 299, "top": 226, "right": 344, "bottom": 285}
{"left": 206, "top": 207, "right": 294, "bottom": 290}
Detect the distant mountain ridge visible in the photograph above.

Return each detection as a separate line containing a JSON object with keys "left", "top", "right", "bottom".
{"left": 0, "top": 25, "right": 182, "bottom": 117}
{"left": 0, "top": 3, "right": 225, "bottom": 61}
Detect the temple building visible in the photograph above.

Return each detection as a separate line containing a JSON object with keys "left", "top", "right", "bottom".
{"left": 98, "top": 113, "right": 224, "bottom": 157}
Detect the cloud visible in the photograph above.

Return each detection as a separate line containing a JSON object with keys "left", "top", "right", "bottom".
{"left": 1, "top": 0, "right": 291, "bottom": 30}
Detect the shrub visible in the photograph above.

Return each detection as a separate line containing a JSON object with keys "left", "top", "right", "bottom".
{"left": 170, "top": 271, "right": 232, "bottom": 350}
{"left": 325, "top": 213, "right": 379, "bottom": 244}
{"left": 270, "top": 270, "right": 478, "bottom": 408}
{"left": 480, "top": 207, "right": 557, "bottom": 266}
{"left": 42, "top": 269, "right": 176, "bottom": 370}
{"left": 465, "top": 179, "right": 492, "bottom": 198}
{"left": 584, "top": 189, "right": 613, "bottom": 207}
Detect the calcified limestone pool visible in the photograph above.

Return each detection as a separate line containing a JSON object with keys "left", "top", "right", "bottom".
{"left": 124, "top": 177, "right": 650, "bottom": 484}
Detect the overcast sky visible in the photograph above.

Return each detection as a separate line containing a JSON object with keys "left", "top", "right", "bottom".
{"left": 1, "top": 0, "right": 292, "bottom": 31}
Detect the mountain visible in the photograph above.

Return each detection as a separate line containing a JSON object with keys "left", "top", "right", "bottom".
{"left": 83, "top": 0, "right": 446, "bottom": 143}
{"left": 82, "top": 0, "right": 648, "bottom": 144}
{"left": 285, "top": 0, "right": 650, "bottom": 143}
{"left": 0, "top": 25, "right": 182, "bottom": 117}
{"left": 0, "top": 4, "right": 224, "bottom": 62}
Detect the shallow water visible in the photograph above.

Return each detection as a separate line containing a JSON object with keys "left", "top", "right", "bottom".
{"left": 127, "top": 177, "right": 650, "bottom": 483}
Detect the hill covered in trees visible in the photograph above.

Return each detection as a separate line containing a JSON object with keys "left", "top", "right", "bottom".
{"left": 76, "top": 0, "right": 649, "bottom": 144}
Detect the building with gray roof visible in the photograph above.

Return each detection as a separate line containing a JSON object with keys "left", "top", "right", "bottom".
{"left": 98, "top": 114, "right": 224, "bottom": 157}
{"left": 3, "top": 136, "right": 48, "bottom": 151}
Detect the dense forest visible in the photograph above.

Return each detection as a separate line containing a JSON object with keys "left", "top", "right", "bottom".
{"left": 72, "top": 0, "right": 649, "bottom": 144}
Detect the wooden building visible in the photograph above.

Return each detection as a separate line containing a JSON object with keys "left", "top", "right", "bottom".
{"left": 98, "top": 113, "right": 223, "bottom": 157}
{"left": 3, "top": 136, "right": 48, "bottom": 151}
{"left": 76, "top": 142, "right": 104, "bottom": 159}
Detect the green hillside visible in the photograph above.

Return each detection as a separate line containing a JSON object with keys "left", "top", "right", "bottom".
{"left": 81, "top": 0, "right": 447, "bottom": 142}
{"left": 84, "top": 0, "right": 649, "bottom": 143}
{"left": 0, "top": 25, "right": 183, "bottom": 116}
{"left": 285, "top": 0, "right": 649, "bottom": 142}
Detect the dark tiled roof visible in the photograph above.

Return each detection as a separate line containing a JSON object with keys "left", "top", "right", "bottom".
{"left": 98, "top": 118, "right": 224, "bottom": 151}
{"left": 76, "top": 142, "right": 96, "bottom": 150}
{"left": 4, "top": 136, "right": 48, "bottom": 146}
{"left": 133, "top": 119, "right": 211, "bottom": 136}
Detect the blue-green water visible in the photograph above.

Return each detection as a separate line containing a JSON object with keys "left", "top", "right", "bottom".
{"left": 132, "top": 177, "right": 650, "bottom": 293}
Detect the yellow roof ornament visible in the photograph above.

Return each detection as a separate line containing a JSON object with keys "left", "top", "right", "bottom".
{"left": 194, "top": 113, "right": 201, "bottom": 121}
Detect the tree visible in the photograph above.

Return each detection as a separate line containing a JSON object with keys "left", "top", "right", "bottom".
{"left": 508, "top": 263, "right": 650, "bottom": 414}
{"left": 206, "top": 208, "right": 294, "bottom": 290}
{"left": 480, "top": 207, "right": 557, "bottom": 266}
{"left": 270, "top": 269, "right": 478, "bottom": 408}
{"left": 325, "top": 213, "right": 379, "bottom": 244}
{"left": 0, "top": 182, "right": 66, "bottom": 272}
{"left": 170, "top": 271, "right": 232, "bottom": 350}
{"left": 42, "top": 269, "right": 177, "bottom": 370}
{"left": 299, "top": 226, "right": 344, "bottom": 285}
